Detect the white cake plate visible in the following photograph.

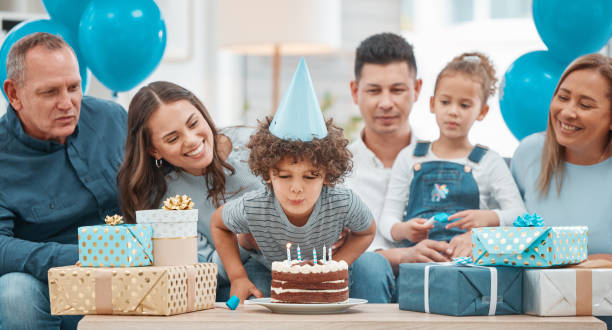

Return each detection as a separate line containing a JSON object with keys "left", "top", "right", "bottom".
{"left": 245, "top": 298, "right": 367, "bottom": 314}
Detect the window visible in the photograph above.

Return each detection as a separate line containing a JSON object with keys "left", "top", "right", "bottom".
{"left": 451, "top": 0, "right": 474, "bottom": 23}
{"left": 491, "top": 0, "right": 531, "bottom": 19}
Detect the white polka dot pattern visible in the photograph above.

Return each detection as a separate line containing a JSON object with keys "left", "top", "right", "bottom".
{"left": 471, "top": 226, "right": 588, "bottom": 267}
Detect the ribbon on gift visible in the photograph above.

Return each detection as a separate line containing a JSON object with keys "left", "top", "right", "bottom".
{"left": 94, "top": 269, "right": 113, "bottom": 314}
{"left": 513, "top": 213, "right": 544, "bottom": 227}
{"left": 93, "top": 266, "right": 199, "bottom": 314}
{"left": 152, "top": 236, "right": 198, "bottom": 266}
{"left": 568, "top": 257, "right": 612, "bottom": 315}
{"left": 424, "top": 257, "right": 498, "bottom": 315}
{"left": 186, "top": 266, "right": 196, "bottom": 312}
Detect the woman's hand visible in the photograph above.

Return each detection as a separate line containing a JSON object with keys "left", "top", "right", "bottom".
{"left": 445, "top": 210, "right": 499, "bottom": 230}
{"left": 229, "top": 276, "right": 263, "bottom": 303}
{"left": 446, "top": 232, "right": 473, "bottom": 258}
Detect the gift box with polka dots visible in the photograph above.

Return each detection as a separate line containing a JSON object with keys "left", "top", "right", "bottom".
{"left": 472, "top": 226, "right": 588, "bottom": 267}
{"left": 78, "top": 224, "right": 153, "bottom": 267}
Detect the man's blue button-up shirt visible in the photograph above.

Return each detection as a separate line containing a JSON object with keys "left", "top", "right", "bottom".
{"left": 0, "top": 96, "right": 127, "bottom": 281}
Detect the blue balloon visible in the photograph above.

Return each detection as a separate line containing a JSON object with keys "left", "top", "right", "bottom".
{"left": 42, "top": 0, "right": 92, "bottom": 32}
{"left": 499, "top": 51, "right": 566, "bottom": 141}
{"left": 0, "top": 19, "right": 89, "bottom": 101}
{"left": 78, "top": 0, "right": 166, "bottom": 92}
{"left": 533, "top": 0, "right": 612, "bottom": 64}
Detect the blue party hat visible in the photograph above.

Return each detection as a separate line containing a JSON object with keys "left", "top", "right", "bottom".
{"left": 269, "top": 58, "right": 328, "bottom": 141}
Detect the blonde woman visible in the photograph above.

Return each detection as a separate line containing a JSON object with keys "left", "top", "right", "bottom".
{"left": 511, "top": 53, "right": 612, "bottom": 257}
{"left": 513, "top": 52, "right": 612, "bottom": 328}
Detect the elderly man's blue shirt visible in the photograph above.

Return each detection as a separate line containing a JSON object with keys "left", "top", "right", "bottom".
{"left": 0, "top": 96, "right": 127, "bottom": 280}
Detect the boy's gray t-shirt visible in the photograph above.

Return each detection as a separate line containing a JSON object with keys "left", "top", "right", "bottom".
{"left": 222, "top": 185, "right": 373, "bottom": 269}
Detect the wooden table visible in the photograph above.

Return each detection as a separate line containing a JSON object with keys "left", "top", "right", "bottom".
{"left": 78, "top": 304, "right": 606, "bottom": 330}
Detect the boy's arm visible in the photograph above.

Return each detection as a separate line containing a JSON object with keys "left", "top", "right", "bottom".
{"left": 210, "top": 206, "right": 263, "bottom": 302}
{"left": 331, "top": 220, "right": 376, "bottom": 266}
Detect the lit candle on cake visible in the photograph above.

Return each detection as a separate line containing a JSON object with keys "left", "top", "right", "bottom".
{"left": 329, "top": 247, "right": 332, "bottom": 261}
{"left": 286, "top": 242, "right": 292, "bottom": 262}
{"left": 313, "top": 248, "right": 317, "bottom": 264}
{"left": 297, "top": 245, "right": 302, "bottom": 261}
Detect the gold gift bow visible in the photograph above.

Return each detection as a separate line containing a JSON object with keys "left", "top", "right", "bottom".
{"left": 93, "top": 267, "right": 198, "bottom": 314}
{"left": 568, "top": 256, "right": 612, "bottom": 315}
{"left": 104, "top": 214, "right": 124, "bottom": 226}
{"left": 162, "top": 195, "right": 194, "bottom": 210}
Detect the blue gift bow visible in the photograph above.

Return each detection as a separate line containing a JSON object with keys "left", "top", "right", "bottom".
{"left": 452, "top": 256, "right": 473, "bottom": 265}
{"left": 513, "top": 213, "right": 544, "bottom": 227}
{"left": 424, "top": 259, "right": 498, "bottom": 315}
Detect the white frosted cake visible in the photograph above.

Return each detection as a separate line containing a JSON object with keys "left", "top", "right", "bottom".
{"left": 270, "top": 260, "right": 349, "bottom": 303}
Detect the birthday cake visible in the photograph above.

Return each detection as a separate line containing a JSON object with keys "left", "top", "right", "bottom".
{"left": 270, "top": 260, "right": 349, "bottom": 304}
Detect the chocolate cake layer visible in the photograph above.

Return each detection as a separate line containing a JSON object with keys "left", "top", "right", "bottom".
{"left": 271, "top": 269, "right": 348, "bottom": 283}
{"left": 271, "top": 279, "right": 347, "bottom": 290}
{"left": 271, "top": 290, "right": 349, "bottom": 304}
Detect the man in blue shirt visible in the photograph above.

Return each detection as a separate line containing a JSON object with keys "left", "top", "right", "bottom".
{"left": 0, "top": 33, "right": 127, "bottom": 329}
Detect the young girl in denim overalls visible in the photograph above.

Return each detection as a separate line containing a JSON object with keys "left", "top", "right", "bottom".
{"left": 379, "top": 52, "right": 525, "bottom": 257}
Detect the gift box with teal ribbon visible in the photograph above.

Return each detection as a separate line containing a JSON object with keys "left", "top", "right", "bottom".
{"left": 471, "top": 214, "right": 588, "bottom": 268}
{"left": 398, "top": 258, "right": 523, "bottom": 316}
{"left": 78, "top": 215, "right": 153, "bottom": 267}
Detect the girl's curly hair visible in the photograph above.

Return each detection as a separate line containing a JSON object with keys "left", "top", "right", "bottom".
{"left": 247, "top": 116, "right": 352, "bottom": 185}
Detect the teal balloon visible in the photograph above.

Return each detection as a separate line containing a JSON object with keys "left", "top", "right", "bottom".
{"left": 533, "top": 0, "right": 612, "bottom": 64}
{"left": 78, "top": 0, "right": 166, "bottom": 92}
{"left": 499, "top": 51, "right": 566, "bottom": 141}
{"left": 42, "top": 0, "right": 92, "bottom": 31}
{"left": 0, "top": 19, "right": 89, "bottom": 101}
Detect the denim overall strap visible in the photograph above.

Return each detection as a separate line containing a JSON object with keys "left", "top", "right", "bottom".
{"left": 413, "top": 141, "right": 431, "bottom": 157}
{"left": 399, "top": 146, "right": 484, "bottom": 247}
{"left": 468, "top": 144, "right": 488, "bottom": 164}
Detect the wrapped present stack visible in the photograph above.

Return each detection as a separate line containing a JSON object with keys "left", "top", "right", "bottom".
{"left": 398, "top": 213, "right": 591, "bottom": 317}
{"left": 49, "top": 195, "right": 217, "bottom": 316}
{"left": 473, "top": 213, "right": 596, "bottom": 317}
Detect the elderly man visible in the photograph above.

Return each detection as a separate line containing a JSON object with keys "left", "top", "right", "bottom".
{"left": 0, "top": 32, "right": 127, "bottom": 330}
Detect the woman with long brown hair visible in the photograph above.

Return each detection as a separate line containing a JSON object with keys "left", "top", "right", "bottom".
{"left": 511, "top": 53, "right": 612, "bottom": 253}
{"left": 117, "top": 81, "right": 265, "bottom": 300}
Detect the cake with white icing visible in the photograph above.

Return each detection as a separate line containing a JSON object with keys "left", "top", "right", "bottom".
{"left": 270, "top": 259, "right": 349, "bottom": 303}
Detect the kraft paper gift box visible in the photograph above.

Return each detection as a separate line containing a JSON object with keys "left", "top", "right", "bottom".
{"left": 398, "top": 262, "right": 523, "bottom": 316}
{"left": 472, "top": 226, "right": 588, "bottom": 268}
{"left": 78, "top": 222, "right": 153, "bottom": 267}
{"left": 136, "top": 208, "right": 198, "bottom": 266}
{"left": 48, "top": 263, "right": 217, "bottom": 316}
{"left": 523, "top": 259, "right": 612, "bottom": 316}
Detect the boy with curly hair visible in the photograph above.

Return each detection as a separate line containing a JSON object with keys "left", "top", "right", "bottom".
{"left": 210, "top": 59, "right": 376, "bottom": 302}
